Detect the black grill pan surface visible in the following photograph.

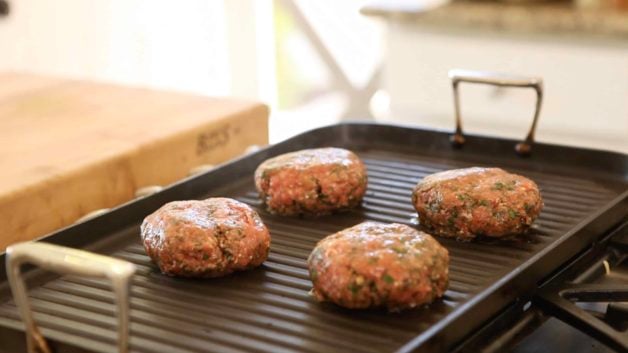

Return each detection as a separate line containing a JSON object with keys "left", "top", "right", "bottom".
{"left": 1, "top": 123, "right": 627, "bottom": 353}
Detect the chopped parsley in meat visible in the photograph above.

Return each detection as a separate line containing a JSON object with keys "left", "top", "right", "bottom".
{"left": 412, "top": 167, "right": 543, "bottom": 240}
{"left": 140, "top": 198, "right": 271, "bottom": 278}
{"left": 308, "top": 222, "right": 449, "bottom": 311}
{"left": 254, "top": 148, "right": 367, "bottom": 216}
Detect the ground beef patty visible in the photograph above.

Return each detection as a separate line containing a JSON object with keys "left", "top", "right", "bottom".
{"left": 308, "top": 222, "right": 449, "bottom": 311}
{"left": 140, "top": 197, "right": 270, "bottom": 277}
{"left": 254, "top": 147, "right": 367, "bottom": 216}
{"left": 412, "top": 167, "right": 543, "bottom": 240}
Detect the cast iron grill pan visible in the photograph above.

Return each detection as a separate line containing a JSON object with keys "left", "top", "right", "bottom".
{"left": 0, "top": 123, "right": 626, "bottom": 353}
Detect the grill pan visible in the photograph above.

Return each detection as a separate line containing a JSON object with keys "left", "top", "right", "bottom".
{"left": 1, "top": 122, "right": 627, "bottom": 353}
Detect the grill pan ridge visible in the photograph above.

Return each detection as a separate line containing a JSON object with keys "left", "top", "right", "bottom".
{"left": 0, "top": 123, "right": 626, "bottom": 353}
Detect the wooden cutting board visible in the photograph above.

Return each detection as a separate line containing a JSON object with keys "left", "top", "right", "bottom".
{"left": 0, "top": 73, "right": 269, "bottom": 250}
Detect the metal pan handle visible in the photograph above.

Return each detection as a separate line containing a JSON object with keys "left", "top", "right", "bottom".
{"left": 448, "top": 69, "right": 544, "bottom": 156}
{"left": 6, "top": 242, "right": 136, "bottom": 353}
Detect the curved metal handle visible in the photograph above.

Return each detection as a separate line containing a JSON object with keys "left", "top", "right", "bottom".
{"left": 449, "top": 69, "right": 544, "bottom": 156}
{"left": 6, "top": 242, "right": 136, "bottom": 353}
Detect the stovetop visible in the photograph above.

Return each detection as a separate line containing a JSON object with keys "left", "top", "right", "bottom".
{"left": 512, "top": 317, "right": 616, "bottom": 353}
{"left": 464, "top": 219, "right": 628, "bottom": 353}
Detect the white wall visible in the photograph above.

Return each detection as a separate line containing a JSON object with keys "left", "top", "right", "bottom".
{"left": 0, "top": 0, "right": 233, "bottom": 96}
{"left": 381, "top": 23, "right": 628, "bottom": 153}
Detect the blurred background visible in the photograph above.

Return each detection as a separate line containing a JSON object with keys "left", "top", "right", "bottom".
{"left": 1, "top": 0, "right": 386, "bottom": 142}
{"left": 1, "top": 0, "right": 624, "bottom": 150}
{"left": 1, "top": 0, "right": 627, "bottom": 243}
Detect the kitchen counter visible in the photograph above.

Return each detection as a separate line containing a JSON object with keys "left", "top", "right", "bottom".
{"left": 0, "top": 73, "right": 268, "bottom": 250}
{"left": 362, "top": 0, "right": 628, "bottom": 40}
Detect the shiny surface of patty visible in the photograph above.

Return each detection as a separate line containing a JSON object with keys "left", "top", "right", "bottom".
{"left": 141, "top": 197, "right": 270, "bottom": 277}
{"left": 412, "top": 167, "right": 543, "bottom": 240}
{"left": 308, "top": 222, "right": 449, "bottom": 311}
{"left": 254, "top": 147, "right": 367, "bottom": 216}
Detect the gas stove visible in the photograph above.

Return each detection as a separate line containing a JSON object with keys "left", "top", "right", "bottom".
{"left": 460, "top": 220, "right": 628, "bottom": 353}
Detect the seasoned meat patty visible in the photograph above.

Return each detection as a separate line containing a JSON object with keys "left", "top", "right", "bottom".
{"left": 412, "top": 167, "right": 543, "bottom": 240}
{"left": 254, "top": 147, "right": 367, "bottom": 216}
{"left": 140, "top": 197, "right": 270, "bottom": 277}
{"left": 307, "top": 222, "right": 449, "bottom": 311}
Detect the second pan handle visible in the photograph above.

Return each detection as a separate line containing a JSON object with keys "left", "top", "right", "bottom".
{"left": 448, "top": 69, "right": 544, "bottom": 156}
{"left": 6, "top": 242, "right": 136, "bottom": 353}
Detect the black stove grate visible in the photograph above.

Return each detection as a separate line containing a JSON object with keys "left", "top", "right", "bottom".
{"left": 534, "top": 224, "right": 628, "bottom": 353}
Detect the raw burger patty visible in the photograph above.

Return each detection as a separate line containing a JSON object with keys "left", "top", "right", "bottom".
{"left": 412, "top": 167, "right": 543, "bottom": 240}
{"left": 140, "top": 197, "right": 270, "bottom": 277}
{"left": 307, "top": 222, "right": 449, "bottom": 311}
{"left": 254, "top": 147, "right": 367, "bottom": 216}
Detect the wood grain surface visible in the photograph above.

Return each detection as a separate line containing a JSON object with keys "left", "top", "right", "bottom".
{"left": 0, "top": 73, "right": 269, "bottom": 250}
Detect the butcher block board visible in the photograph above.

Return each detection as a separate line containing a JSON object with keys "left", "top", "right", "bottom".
{"left": 0, "top": 73, "right": 269, "bottom": 250}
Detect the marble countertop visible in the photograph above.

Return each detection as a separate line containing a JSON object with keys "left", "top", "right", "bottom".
{"left": 362, "top": 0, "right": 628, "bottom": 39}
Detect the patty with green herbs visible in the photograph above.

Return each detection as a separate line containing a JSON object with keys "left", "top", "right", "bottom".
{"left": 412, "top": 167, "right": 543, "bottom": 240}
{"left": 141, "top": 198, "right": 271, "bottom": 277}
{"left": 307, "top": 222, "right": 449, "bottom": 311}
{"left": 254, "top": 148, "right": 367, "bottom": 216}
